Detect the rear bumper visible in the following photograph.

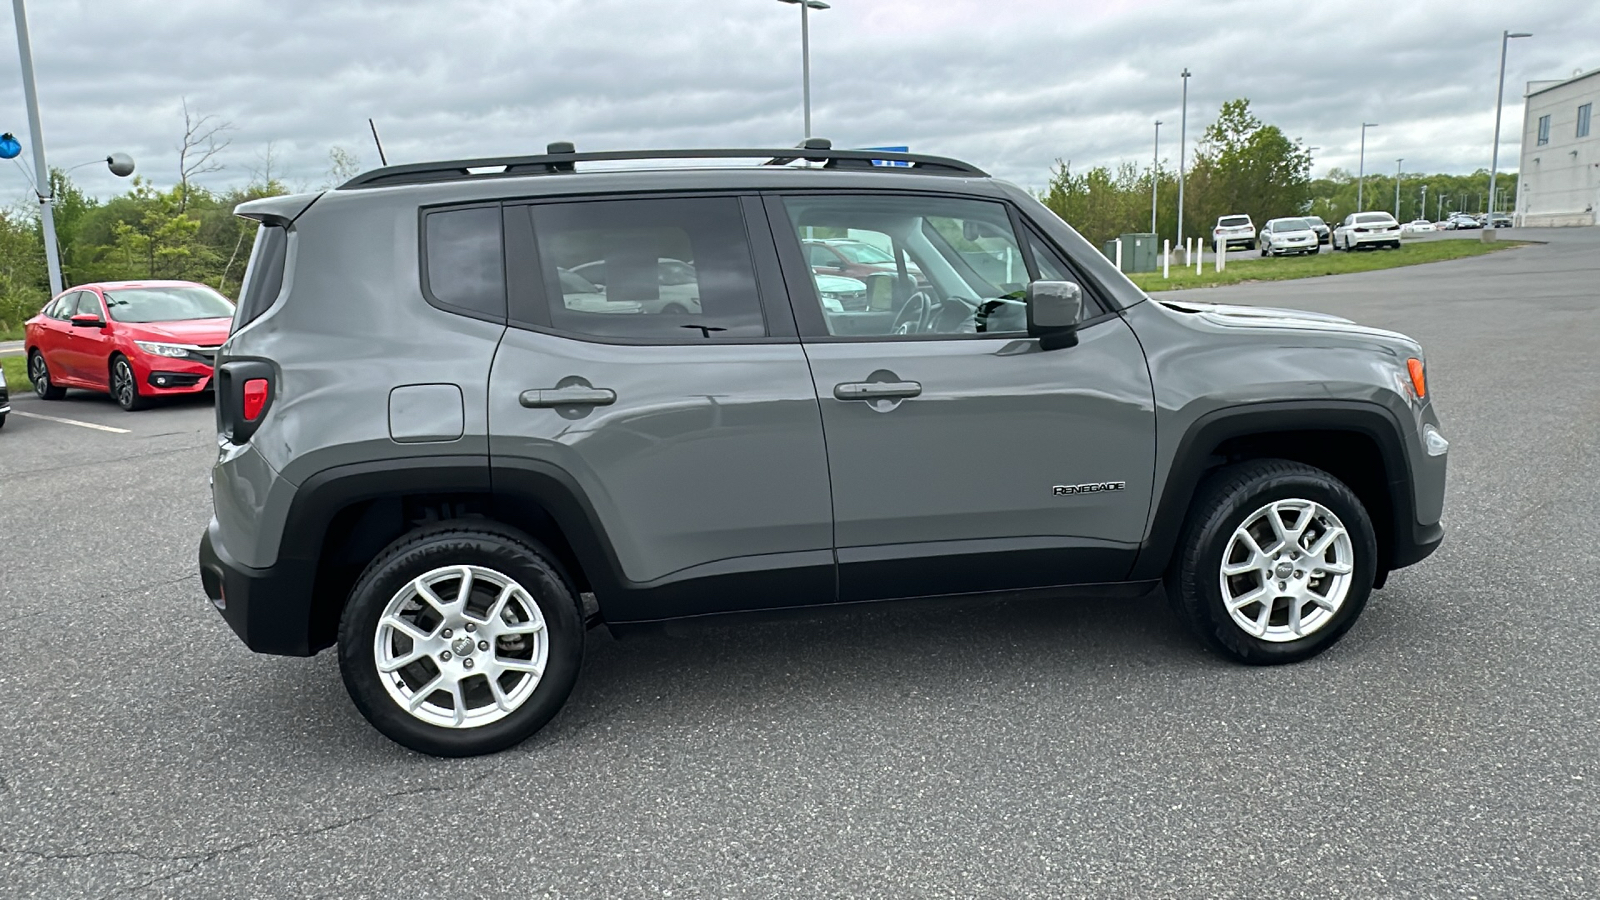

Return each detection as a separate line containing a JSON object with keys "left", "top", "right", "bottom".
{"left": 199, "top": 518, "right": 319, "bottom": 657}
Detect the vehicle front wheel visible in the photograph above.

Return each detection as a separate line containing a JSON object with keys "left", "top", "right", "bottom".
{"left": 1165, "top": 459, "right": 1377, "bottom": 665}
{"left": 110, "top": 355, "right": 149, "bottom": 411}
{"left": 29, "top": 351, "right": 66, "bottom": 400}
{"left": 337, "top": 521, "right": 585, "bottom": 757}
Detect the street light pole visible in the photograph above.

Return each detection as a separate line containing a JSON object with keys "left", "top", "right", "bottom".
{"left": 1395, "top": 158, "right": 1403, "bottom": 219}
{"left": 777, "top": 0, "right": 831, "bottom": 140}
{"left": 11, "top": 0, "right": 63, "bottom": 297}
{"left": 1357, "top": 122, "right": 1378, "bottom": 210}
{"left": 1487, "top": 30, "right": 1532, "bottom": 238}
{"left": 1151, "top": 120, "right": 1161, "bottom": 234}
{"left": 1177, "top": 69, "right": 1190, "bottom": 255}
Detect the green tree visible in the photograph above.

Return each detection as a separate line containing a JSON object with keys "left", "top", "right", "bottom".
{"left": 1190, "top": 99, "right": 1312, "bottom": 234}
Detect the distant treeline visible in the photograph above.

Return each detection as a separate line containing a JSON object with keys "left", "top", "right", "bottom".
{"left": 1041, "top": 98, "right": 1517, "bottom": 250}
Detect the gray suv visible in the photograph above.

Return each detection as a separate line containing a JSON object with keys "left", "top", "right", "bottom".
{"left": 198, "top": 141, "right": 1448, "bottom": 757}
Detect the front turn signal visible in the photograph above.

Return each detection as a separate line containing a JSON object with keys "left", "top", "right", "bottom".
{"left": 1406, "top": 358, "right": 1427, "bottom": 399}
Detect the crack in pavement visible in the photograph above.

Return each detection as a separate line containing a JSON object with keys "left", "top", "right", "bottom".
{"left": 82, "top": 781, "right": 482, "bottom": 899}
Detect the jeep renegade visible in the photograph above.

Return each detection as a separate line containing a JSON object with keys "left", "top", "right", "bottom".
{"left": 198, "top": 141, "right": 1447, "bottom": 757}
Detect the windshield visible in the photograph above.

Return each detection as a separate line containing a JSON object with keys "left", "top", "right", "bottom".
{"left": 103, "top": 286, "right": 236, "bottom": 323}
{"left": 1305, "top": 216, "right": 1325, "bottom": 225}
{"left": 1274, "top": 218, "right": 1311, "bottom": 231}
{"left": 1218, "top": 216, "right": 1251, "bottom": 227}
{"left": 1356, "top": 213, "right": 1396, "bottom": 225}
{"left": 831, "top": 242, "right": 896, "bottom": 264}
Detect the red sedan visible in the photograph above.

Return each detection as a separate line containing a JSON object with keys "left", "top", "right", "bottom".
{"left": 24, "top": 280, "right": 234, "bottom": 411}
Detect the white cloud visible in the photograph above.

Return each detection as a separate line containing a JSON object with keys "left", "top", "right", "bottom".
{"left": 1, "top": 0, "right": 1595, "bottom": 201}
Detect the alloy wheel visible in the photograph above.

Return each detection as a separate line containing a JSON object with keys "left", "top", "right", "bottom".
{"left": 1218, "top": 498, "right": 1354, "bottom": 642}
{"left": 373, "top": 564, "right": 550, "bottom": 729}
{"left": 112, "top": 359, "right": 136, "bottom": 408}
{"left": 30, "top": 354, "right": 49, "bottom": 397}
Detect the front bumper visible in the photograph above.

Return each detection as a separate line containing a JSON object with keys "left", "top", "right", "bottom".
{"left": 199, "top": 519, "right": 319, "bottom": 656}
{"left": 130, "top": 353, "right": 213, "bottom": 395}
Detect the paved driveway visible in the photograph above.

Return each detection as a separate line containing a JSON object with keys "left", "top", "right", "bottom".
{"left": 1, "top": 230, "right": 1597, "bottom": 898}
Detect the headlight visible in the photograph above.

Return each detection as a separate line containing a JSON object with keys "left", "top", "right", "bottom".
{"left": 133, "top": 340, "right": 189, "bottom": 358}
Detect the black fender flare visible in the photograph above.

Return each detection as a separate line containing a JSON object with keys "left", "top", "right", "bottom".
{"left": 1127, "top": 400, "right": 1418, "bottom": 582}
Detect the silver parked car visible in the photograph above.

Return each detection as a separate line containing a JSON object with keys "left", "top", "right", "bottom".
{"left": 1259, "top": 218, "right": 1320, "bottom": 257}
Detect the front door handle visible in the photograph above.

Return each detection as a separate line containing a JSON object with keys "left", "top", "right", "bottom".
{"left": 833, "top": 380, "right": 922, "bottom": 401}
{"left": 519, "top": 386, "right": 617, "bottom": 408}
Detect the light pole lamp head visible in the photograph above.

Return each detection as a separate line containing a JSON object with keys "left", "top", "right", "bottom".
{"left": 107, "top": 153, "right": 135, "bottom": 177}
{"left": 777, "top": 0, "right": 830, "bottom": 7}
{"left": 1507, "top": 31, "right": 1532, "bottom": 39}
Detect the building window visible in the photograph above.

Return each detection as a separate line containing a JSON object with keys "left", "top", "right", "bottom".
{"left": 1537, "top": 115, "right": 1550, "bottom": 145}
{"left": 1579, "top": 104, "right": 1592, "bottom": 139}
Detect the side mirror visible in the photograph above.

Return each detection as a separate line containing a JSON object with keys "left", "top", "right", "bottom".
{"left": 70, "top": 313, "right": 106, "bottom": 328}
{"left": 1026, "top": 281, "right": 1082, "bottom": 350}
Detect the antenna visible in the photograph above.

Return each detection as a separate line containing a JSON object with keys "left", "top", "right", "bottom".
{"left": 368, "top": 118, "right": 388, "bottom": 166}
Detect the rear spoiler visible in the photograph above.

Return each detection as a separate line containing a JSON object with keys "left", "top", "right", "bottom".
{"left": 234, "top": 191, "right": 323, "bottom": 227}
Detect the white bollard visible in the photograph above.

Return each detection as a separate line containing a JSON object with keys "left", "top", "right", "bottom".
{"left": 1163, "top": 239, "right": 1170, "bottom": 278}
{"left": 1114, "top": 238, "right": 1123, "bottom": 272}
{"left": 1195, "top": 241, "right": 1202, "bottom": 275}
{"left": 1215, "top": 239, "right": 1224, "bottom": 273}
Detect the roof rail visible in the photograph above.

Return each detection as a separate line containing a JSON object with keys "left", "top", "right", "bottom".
{"left": 337, "top": 138, "right": 986, "bottom": 189}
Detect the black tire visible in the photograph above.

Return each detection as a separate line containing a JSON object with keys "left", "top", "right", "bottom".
{"left": 110, "top": 354, "right": 149, "bottom": 411}
{"left": 1165, "top": 459, "right": 1377, "bottom": 665}
{"left": 0, "top": 413, "right": 6, "bottom": 429}
{"left": 337, "top": 520, "right": 584, "bottom": 757}
{"left": 29, "top": 351, "right": 66, "bottom": 400}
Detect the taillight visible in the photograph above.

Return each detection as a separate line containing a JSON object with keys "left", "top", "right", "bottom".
{"left": 243, "top": 378, "right": 269, "bottom": 421}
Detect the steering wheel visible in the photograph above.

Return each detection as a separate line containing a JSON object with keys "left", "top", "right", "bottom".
{"left": 890, "top": 289, "right": 937, "bottom": 335}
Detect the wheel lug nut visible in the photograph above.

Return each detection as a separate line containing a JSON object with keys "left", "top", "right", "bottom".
{"left": 1294, "top": 570, "right": 1303, "bottom": 579}
{"left": 463, "top": 659, "right": 474, "bottom": 669}
{"left": 442, "top": 628, "right": 453, "bottom": 639}
{"left": 1278, "top": 581, "right": 1287, "bottom": 590}
{"left": 441, "top": 651, "right": 452, "bottom": 661}
{"left": 465, "top": 623, "right": 476, "bottom": 633}
{"left": 478, "top": 640, "right": 489, "bottom": 651}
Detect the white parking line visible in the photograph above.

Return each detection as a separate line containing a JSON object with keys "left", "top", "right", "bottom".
{"left": 11, "top": 410, "right": 131, "bottom": 434}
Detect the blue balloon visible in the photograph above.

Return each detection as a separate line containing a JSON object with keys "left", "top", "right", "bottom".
{"left": 0, "top": 133, "right": 20, "bottom": 160}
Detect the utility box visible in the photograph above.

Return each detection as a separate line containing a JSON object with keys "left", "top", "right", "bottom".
{"left": 1101, "top": 233, "right": 1159, "bottom": 273}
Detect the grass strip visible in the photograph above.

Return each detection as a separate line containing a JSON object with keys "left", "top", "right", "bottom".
{"left": 1128, "top": 239, "right": 1526, "bottom": 291}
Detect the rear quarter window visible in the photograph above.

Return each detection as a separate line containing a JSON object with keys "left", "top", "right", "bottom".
{"left": 422, "top": 206, "right": 507, "bottom": 322}
{"left": 233, "top": 224, "right": 288, "bottom": 333}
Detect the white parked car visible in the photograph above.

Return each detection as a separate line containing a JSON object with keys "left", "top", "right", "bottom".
{"left": 1333, "top": 212, "right": 1402, "bottom": 251}
{"left": 1258, "top": 217, "right": 1320, "bottom": 256}
{"left": 1400, "top": 219, "right": 1436, "bottom": 234}
{"left": 1212, "top": 214, "right": 1256, "bottom": 250}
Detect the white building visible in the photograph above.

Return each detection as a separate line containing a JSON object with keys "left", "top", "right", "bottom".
{"left": 1514, "top": 67, "right": 1599, "bottom": 227}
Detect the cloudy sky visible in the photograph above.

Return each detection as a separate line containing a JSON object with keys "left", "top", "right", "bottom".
{"left": 2, "top": 0, "right": 1597, "bottom": 201}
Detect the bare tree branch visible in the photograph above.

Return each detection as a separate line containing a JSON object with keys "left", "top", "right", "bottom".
{"left": 247, "top": 140, "right": 280, "bottom": 186}
{"left": 177, "top": 97, "right": 234, "bottom": 212}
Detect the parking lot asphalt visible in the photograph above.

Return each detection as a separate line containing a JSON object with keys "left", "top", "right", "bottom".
{"left": 2, "top": 228, "right": 1597, "bottom": 898}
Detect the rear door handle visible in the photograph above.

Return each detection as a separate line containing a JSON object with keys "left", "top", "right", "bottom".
{"left": 833, "top": 380, "right": 922, "bottom": 401}
{"left": 519, "top": 386, "right": 617, "bottom": 408}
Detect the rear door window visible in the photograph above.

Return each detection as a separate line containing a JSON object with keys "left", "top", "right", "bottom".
{"left": 509, "top": 196, "right": 767, "bottom": 341}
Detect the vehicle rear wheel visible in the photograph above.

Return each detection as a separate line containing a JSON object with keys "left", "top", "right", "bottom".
{"left": 29, "top": 351, "right": 66, "bottom": 400}
{"left": 338, "top": 520, "right": 584, "bottom": 757}
{"left": 1165, "top": 459, "right": 1376, "bottom": 665}
{"left": 110, "top": 355, "right": 149, "bottom": 411}
{"left": 1260, "top": 244, "right": 1269, "bottom": 258}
